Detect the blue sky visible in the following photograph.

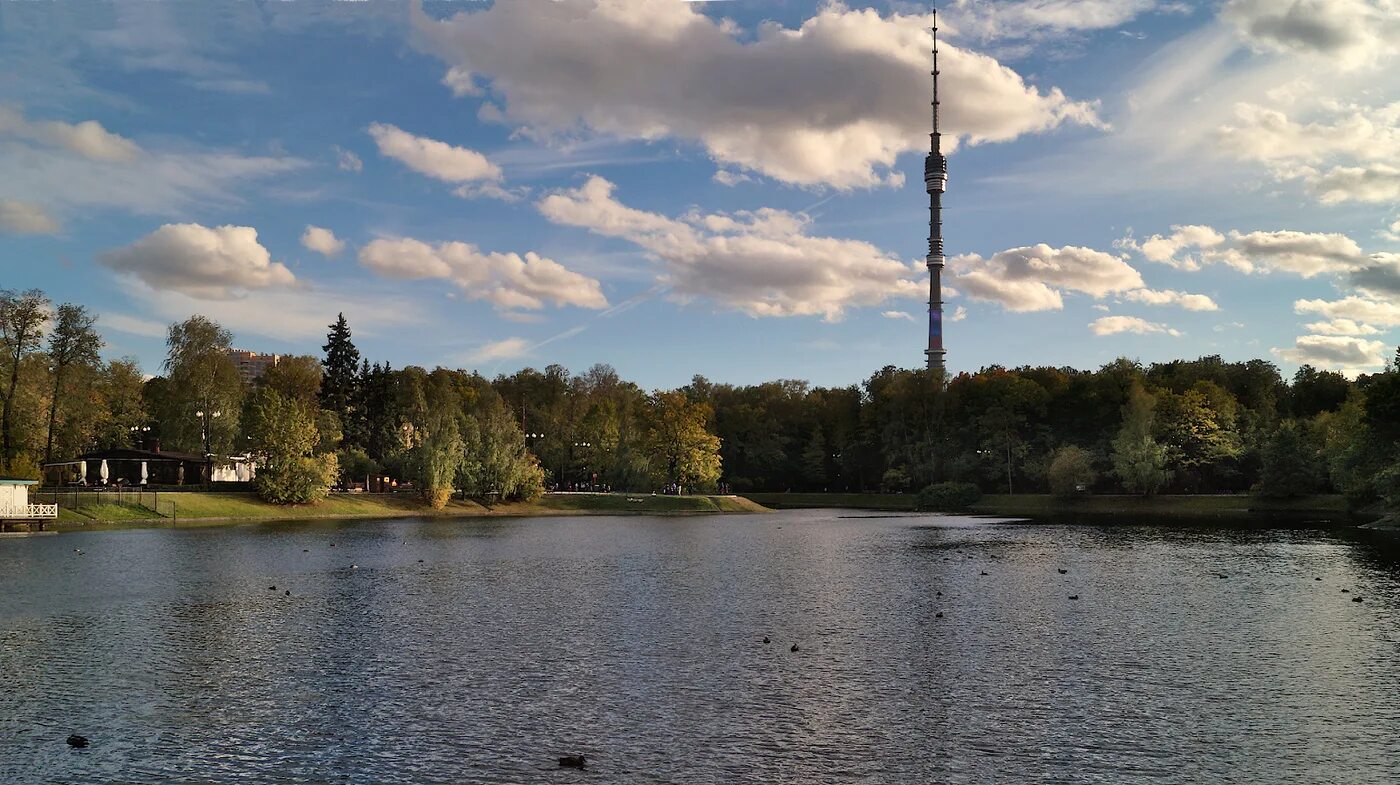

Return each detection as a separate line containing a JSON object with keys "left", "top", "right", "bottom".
{"left": 1, "top": 0, "right": 1397, "bottom": 387}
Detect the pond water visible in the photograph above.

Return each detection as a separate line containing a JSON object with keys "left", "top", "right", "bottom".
{"left": 2, "top": 510, "right": 1398, "bottom": 784}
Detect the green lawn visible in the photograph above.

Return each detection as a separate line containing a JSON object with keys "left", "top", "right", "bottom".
{"left": 46, "top": 491, "right": 769, "bottom": 529}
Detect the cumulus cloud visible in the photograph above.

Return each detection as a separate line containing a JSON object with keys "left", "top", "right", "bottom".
{"left": 882, "top": 311, "right": 915, "bottom": 321}
{"left": 537, "top": 175, "right": 921, "bottom": 320}
{"left": 368, "top": 122, "right": 502, "bottom": 184}
{"left": 1221, "top": 0, "right": 1399, "bottom": 70}
{"left": 100, "top": 224, "right": 295, "bottom": 299}
{"left": 950, "top": 305, "right": 968, "bottom": 322}
{"left": 358, "top": 237, "right": 608, "bottom": 312}
{"left": 301, "top": 225, "right": 345, "bottom": 257}
{"left": 1122, "top": 288, "right": 1220, "bottom": 311}
{"left": 1348, "top": 254, "right": 1400, "bottom": 298}
{"left": 410, "top": 0, "right": 1101, "bottom": 189}
{"left": 949, "top": 243, "right": 1143, "bottom": 312}
{"left": 1295, "top": 295, "right": 1400, "bottom": 326}
{"left": 1300, "top": 163, "right": 1400, "bottom": 204}
{"left": 0, "top": 200, "right": 60, "bottom": 234}
{"left": 1123, "top": 225, "right": 1370, "bottom": 277}
{"left": 1303, "top": 318, "right": 1382, "bottom": 336}
{"left": 1272, "top": 334, "right": 1390, "bottom": 375}
{"left": 1089, "top": 315, "right": 1182, "bottom": 337}
{"left": 1217, "top": 101, "right": 1400, "bottom": 165}
{"left": 1215, "top": 99, "right": 1400, "bottom": 204}
{"left": 0, "top": 106, "right": 140, "bottom": 162}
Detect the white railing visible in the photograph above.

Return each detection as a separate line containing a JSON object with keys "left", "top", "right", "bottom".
{"left": 0, "top": 504, "right": 59, "bottom": 519}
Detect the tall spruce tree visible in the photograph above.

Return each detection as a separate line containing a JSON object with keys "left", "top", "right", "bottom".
{"left": 320, "top": 313, "right": 361, "bottom": 445}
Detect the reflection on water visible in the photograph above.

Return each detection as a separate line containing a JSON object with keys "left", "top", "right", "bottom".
{"left": 2, "top": 511, "right": 1398, "bottom": 783}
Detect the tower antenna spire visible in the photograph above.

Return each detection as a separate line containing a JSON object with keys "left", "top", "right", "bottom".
{"left": 924, "top": 7, "right": 948, "bottom": 376}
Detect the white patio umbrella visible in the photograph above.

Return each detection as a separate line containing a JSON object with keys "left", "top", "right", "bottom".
{"left": 77, "top": 460, "right": 87, "bottom": 485}
{"left": 99, "top": 459, "right": 109, "bottom": 485}
{"left": 140, "top": 461, "right": 148, "bottom": 485}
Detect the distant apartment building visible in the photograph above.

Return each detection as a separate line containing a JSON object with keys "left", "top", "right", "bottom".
{"left": 227, "top": 349, "right": 280, "bottom": 385}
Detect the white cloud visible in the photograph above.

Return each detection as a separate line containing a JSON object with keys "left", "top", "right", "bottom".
{"left": 1382, "top": 217, "right": 1400, "bottom": 242}
{"left": 1221, "top": 0, "right": 1399, "bottom": 70}
{"left": 0, "top": 200, "right": 60, "bottom": 234}
{"left": 1122, "top": 287, "right": 1220, "bottom": 311}
{"left": 1272, "top": 334, "right": 1390, "bottom": 376}
{"left": 411, "top": 0, "right": 1101, "bottom": 189}
{"left": 950, "top": 305, "right": 968, "bottom": 322}
{"left": 100, "top": 223, "right": 295, "bottom": 299}
{"left": 0, "top": 106, "right": 140, "bottom": 162}
{"left": 1123, "top": 225, "right": 1370, "bottom": 277}
{"left": 358, "top": 237, "right": 608, "bottom": 312}
{"left": 0, "top": 136, "right": 304, "bottom": 217}
{"left": 1295, "top": 296, "right": 1400, "bottom": 326}
{"left": 882, "top": 310, "right": 915, "bottom": 321}
{"left": 100, "top": 312, "right": 168, "bottom": 339}
{"left": 118, "top": 278, "right": 421, "bottom": 344}
{"left": 301, "top": 225, "right": 345, "bottom": 258}
{"left": 537, "top": 175, "right": 921, "bottom": 320}
{"left": 1299, "top": 163, "right": 1400, "bottom": 204}
{"left": 1303, "top": 318, "right": 1382, "bottom": 336}
{"left": 468, "top": 337, "right": 532, "bottom": 363}
{"left": 333, "top": 145, "right": 363, "bottom": 173}
{"left": 947, "top": 0, "right": 1167, "bottom": 41}
{"left": 950, "top": 243, "right": 1143, "bottom": 312}
{"left": 1217, "top": 101, "right": 1400, "bottom": 165}
{"left": 1090, "top": 315, "right": 1182, "bottom": 337}
{"left": 367, "top": 122, "right": 502, "bottom": 184}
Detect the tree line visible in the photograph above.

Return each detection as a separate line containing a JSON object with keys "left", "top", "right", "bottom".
{"left": 2, "top": 287, "right": 1397, "bottom": 515}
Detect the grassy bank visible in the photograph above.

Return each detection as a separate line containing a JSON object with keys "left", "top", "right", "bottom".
{"left": 746, "top": 492, "right": 1363, "bottom": 522}
{"left": 40, "top": 491, "right": 769, "bottom": 530}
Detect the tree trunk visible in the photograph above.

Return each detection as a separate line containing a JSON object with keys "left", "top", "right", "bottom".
{"left": 45, "top": 366, "right": 65, "bottom": 464}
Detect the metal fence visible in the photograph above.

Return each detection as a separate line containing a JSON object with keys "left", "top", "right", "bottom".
{"left": 32, "top": 489, "right": 176, "bottom": 522}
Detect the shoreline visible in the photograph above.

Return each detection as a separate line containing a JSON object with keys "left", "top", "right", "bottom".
{"left": 12, "top": 491, "right": 770, "bottom": 532}
{"left": 747, "top": 492, "right": 1380, "bottom": 526}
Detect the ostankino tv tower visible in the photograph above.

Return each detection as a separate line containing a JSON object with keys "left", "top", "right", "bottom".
{"left": 924, "top": 10, "right": 948, "bottom": 375}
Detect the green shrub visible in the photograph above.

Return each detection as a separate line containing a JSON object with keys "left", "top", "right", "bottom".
{"left": 915, "top": 481, "right": 982, "bottom": 512}
{"left": 1047, "top": 445, "right": 1096, "bottom": 499}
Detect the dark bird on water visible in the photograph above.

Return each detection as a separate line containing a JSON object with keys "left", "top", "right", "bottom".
{"left": 1315, "top": 577, "right": 1322, "bottom": 581}
{"left": 559, "top": 755, "right": 586, "bottom": 768}
{"left": 1057, "top": 569, "right": 1067, "bottom": 574}
{"left": 66, "top": 735, "right": 88, "bottom": 748}
{"left": 1342, "top": 588, "right": 1350, "bottom": 593}
{"left": 790, "top": 644, "right": 800, "bottom": 652}
{"left": 763, "top": 637, "right": 770, "bottom": 644}
{"left": 935, "top": 611, "right": 944, "bottom": 618}
{"left": 1068, "top": 595, "right": 1079, "bottom": 600}
{"left": 1352, "top": 596, "right": 1364, "bottom": 603}
{"left": 284, "top": 590, "right": 290, "bottom": 596}
{"left": 979, "top": 571, "right": 988, "bottom": 576}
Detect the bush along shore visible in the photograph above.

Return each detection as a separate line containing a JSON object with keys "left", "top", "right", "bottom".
{"left": 43, "top": 491, "right": 769, "bottom": 530}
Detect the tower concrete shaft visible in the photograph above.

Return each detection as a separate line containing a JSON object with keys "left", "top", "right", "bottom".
{"left": 925, "top": 12, "right": 947, "bottom": 375}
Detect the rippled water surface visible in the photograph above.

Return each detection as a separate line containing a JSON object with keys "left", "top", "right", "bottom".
{"left": 3, "top": 510, "right": 1399, "bottom": 783}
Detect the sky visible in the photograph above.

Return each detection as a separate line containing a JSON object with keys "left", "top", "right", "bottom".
{"left": 1, "top": 0, "right": 1397, "bottom": 388}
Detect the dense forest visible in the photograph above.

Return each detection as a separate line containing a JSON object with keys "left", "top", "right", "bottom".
{"left": 2, "top": 287, "right": 1398, "bottom": 514}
